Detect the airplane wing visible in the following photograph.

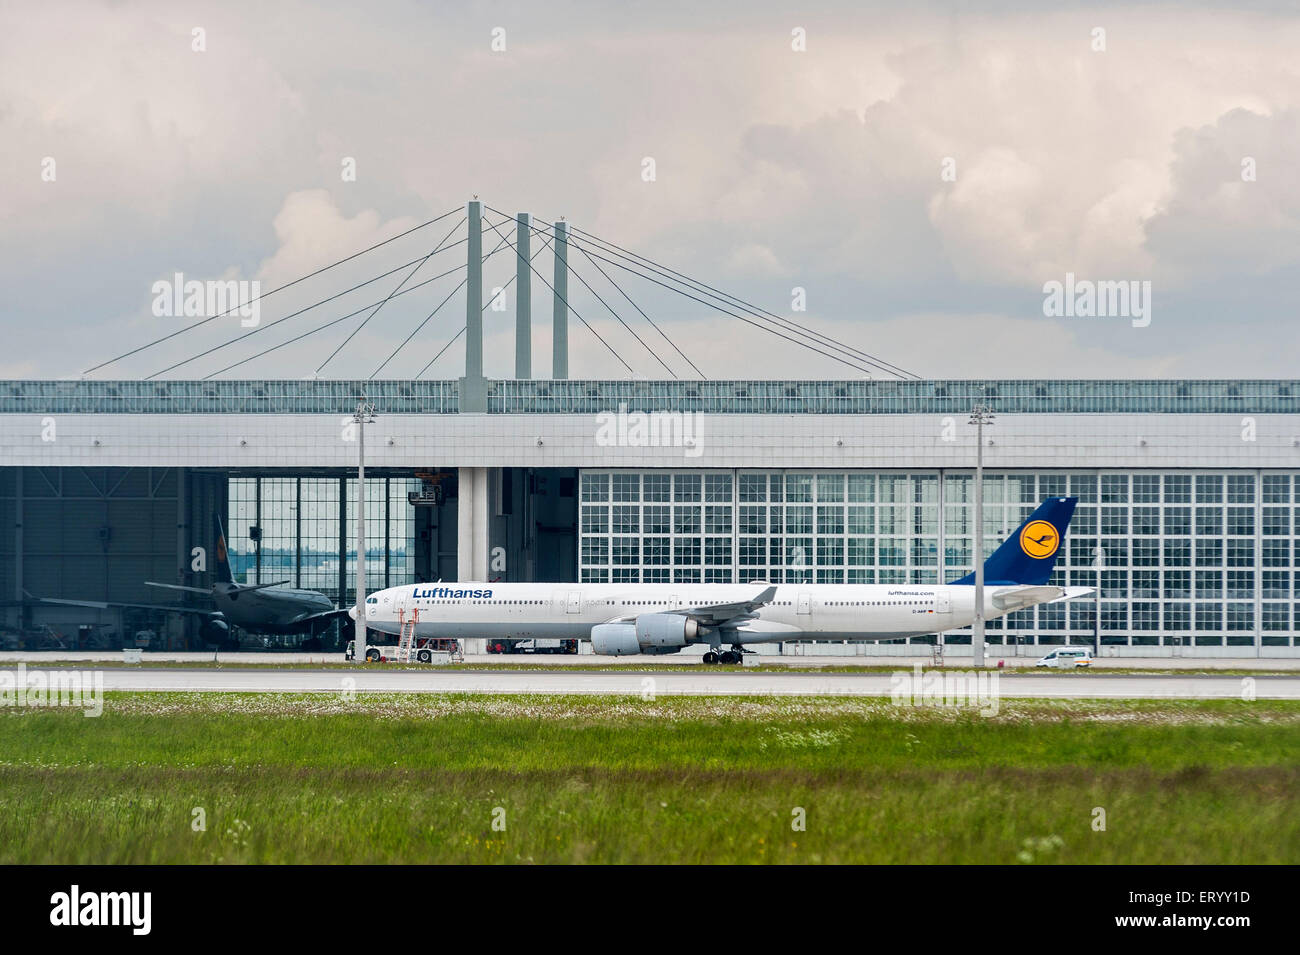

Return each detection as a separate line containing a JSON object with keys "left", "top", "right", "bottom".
{"left": 145, "top": 582, "right": 213, "bottom": 596}
{"left": 37, "top": 596, "right": 220, "bottom": 617}
{"left": 991, "top": 585, "right": 1094, "bottom": 612}
{"left": 600, "top": 586, "right": 780, "bottom": 628}
{"left": 232, "top": 580, "right": 293, "bottom": 593}
{"left": 674, "top": 585, "right": 779, "bottom": 626}
{"left": 286, "top": 607, "right": 353, "bottom": 626}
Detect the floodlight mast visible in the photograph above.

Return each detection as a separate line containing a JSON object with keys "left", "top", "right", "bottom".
{"left": 353, "top": 402, "right": 376, "bottom": 662}
{"left": 1094, "top": 546, "right": 1106, "bottom": 656}
{"left": 969, "top": 404, "right": 995, "bottom": 667}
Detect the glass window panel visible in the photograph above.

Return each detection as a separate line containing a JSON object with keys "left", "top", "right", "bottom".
{"left": 785, "top": 474, "right": 812, "bottom": 502}
{"left": 581, "top": 473, "right": 608, "bottom": 502}
{"left": 1164, "top": 475, "right": 1191, "bottom": 503}
{"left": 847, "top": 474, "right": 875, "bottom": 502}
{"left": 704, "top": 505, "right": 732, "bottom": 534}
{"left": 643, "top": 505, "right": 670, "bottom": 534}
{"left": 848, "top": 506, "right": 873, "bottom": 535}
{"left": 739, "top": 473, "right": 767, "bottom": 502}
{"left": 611, "top": 473, "right": 639, "bottom": 502}
{"left": 299, "top": 478, "right": 340, "bottom": 595}
{"left": 1132, "top": 475, "right": 1160, "bottom": 503}
{"left": 704, "top": 474, "right": 732, "bottom": 502}
{"left": 643, "top": 474, "right": 671, "bottom": 502}
{"left": 1262, "top": 474, "right": 1290, "bottom": 503}
{"left": 1226, "top": 475, "right": 1254, "bottom": 504}
{"left": 816, "top": 474, "right": 844, "bottom": 502}
{"left": 816, "top": 506, "right": 844, "bottom": 535}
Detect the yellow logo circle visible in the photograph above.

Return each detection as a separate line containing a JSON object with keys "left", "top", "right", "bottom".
{"left": 1020, "top": 520, "right": 1059, "bottom": 559}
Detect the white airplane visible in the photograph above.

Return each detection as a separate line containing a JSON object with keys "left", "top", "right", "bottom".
{"left": 358, "top": 497, "right": 1092, "bottom": 664}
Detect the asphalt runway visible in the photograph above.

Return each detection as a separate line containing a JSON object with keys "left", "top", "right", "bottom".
{"left": 4, "top": 651, "right": 1299, "bottom": 670}
{"left": 5, "top": 667, "right": 1296, "bottom": 699}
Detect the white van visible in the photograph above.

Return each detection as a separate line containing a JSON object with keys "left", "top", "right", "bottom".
{"left": 1035, "top": 646, "right": 1093, "bottom": 669}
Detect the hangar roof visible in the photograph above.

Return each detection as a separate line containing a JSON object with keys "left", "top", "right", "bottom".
{"left": 2, "top": 378, "right": 1298, "bottom": 415}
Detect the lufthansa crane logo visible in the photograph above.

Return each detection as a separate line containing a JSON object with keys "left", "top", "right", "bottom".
{"left": 1019, "top": 520, "right": 1059, "bottom": 559}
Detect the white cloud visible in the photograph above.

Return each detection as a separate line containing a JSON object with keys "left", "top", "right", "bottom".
{"left": 1144, "top": 107, "right": 1300, "bottom": 279}
{"left": 255, "top": 190, "right": 422, "bottom": 289}
{"left": 2, "top": 3, "right": 1298, "bottom": 379}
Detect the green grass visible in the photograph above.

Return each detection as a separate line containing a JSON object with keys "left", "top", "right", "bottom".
{"left": 1, "top": 694, "right": 1297, "bottom": 863}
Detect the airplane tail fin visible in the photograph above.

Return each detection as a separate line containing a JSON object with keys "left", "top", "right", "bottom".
{"left": 950, "top": 497, "right": 1077, "bottom": 586}
{"left": 214, "top": 514, "right": 234, "bottom": 584}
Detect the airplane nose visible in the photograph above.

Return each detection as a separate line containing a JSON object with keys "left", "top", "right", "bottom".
{"left": 347, "top": 607, "right": 357, "bottom": 621}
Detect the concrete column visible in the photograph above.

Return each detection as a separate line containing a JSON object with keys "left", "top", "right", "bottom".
{"left": 457, "top": 467, "right": 491, "bottom": 582}
{"left": 553, "top": 220, "right": 569, "bottom": 380}
{"left": 515, "top": 213, "right": 531, "bottom": 379}
{"left": 176, "top": 467, "right": 186, "bottom": 650}
{"left": 465, "top": 200, "right": 483, "bottom": 380}
{"left": 176, "top": 467, "right": 187, "bottom": 579}
{"left": 456, "top": 466, "right": 492, "bottom": 655}
{"left": 473, "top": 468, "right": 490, "bottom": 582}
{"left": 457, "top": 471, "right": 471, "bottom": 581}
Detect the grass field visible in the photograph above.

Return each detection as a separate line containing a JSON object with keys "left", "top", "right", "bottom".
{"left": 1, "top": 694, "right": 1297, "bottom": 864}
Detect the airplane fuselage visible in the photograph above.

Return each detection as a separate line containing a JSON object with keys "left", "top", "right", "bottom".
{"left": 362, "top": 581, "right": 1061, "bottom": 645}
{"left": 214, "top": 583, "right": 337, "bottom": 633}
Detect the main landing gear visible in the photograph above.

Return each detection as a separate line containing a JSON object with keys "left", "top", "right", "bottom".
{"left": 702, "top": 648, "right": 744, "bottom": 665}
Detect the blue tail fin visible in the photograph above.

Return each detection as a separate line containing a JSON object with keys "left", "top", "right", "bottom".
{"left": 950, "top": 497, "right": 1077, "bottom": 586}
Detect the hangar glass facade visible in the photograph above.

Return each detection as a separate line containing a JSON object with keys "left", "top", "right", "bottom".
{"left": 578, "top": 470, "right": 1298, "bottom": 648}
{"left": 228, "top": 477, "right": 420, "bottom": 604}
{"left": 4, "top": 378, "right": 1296, "bottom": 415}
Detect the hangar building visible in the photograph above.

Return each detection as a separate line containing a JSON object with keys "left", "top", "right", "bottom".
{"left": 2, "top": 376, "right": 1298, "bottom": 657}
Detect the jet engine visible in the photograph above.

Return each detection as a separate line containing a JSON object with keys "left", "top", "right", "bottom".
{"left": 634, "top": 613, "right": 698, "bottom": 649}
{"left": 590, "top": 623, "right": 640, "bottom": 656}
{"left": 200, "top": 615, "right": 230, "bottom": 642}
{"left": 200, "top": 615, "right": 238, "bottom": 651}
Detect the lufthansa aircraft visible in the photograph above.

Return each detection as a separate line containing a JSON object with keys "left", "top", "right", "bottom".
{"left": 359, "top": 498, "right": 1090, "bottom": 663}
{"left": 41, "top": 517, "right": 349, "bottom": 647}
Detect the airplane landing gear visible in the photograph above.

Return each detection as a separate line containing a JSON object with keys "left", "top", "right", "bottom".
{"left": 702, "top": 648, "right": 744, "bottom": 665}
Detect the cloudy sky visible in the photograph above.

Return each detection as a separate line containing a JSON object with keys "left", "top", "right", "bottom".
{"left": 2, "top": 0, "right": 1298, "bottom": 381}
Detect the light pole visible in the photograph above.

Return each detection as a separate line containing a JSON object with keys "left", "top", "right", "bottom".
{"left": 353, "top": 402, "right": 376, "bottom": 663}
{"left": 969, "top": 404, "right": 995, "bottom": 667}
{"left": 1093, "top": 545, "right": 1106, "bottom": 656}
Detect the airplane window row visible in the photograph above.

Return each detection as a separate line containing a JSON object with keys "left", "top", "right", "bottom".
{"left": 824, "top": 600, "right": 932, "bottom": 606}
{"left": 416, "top": 599, "right": 547, "bottom": 604}
{"left": 408, "top": 596, "right": 929, "bottom": 608}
